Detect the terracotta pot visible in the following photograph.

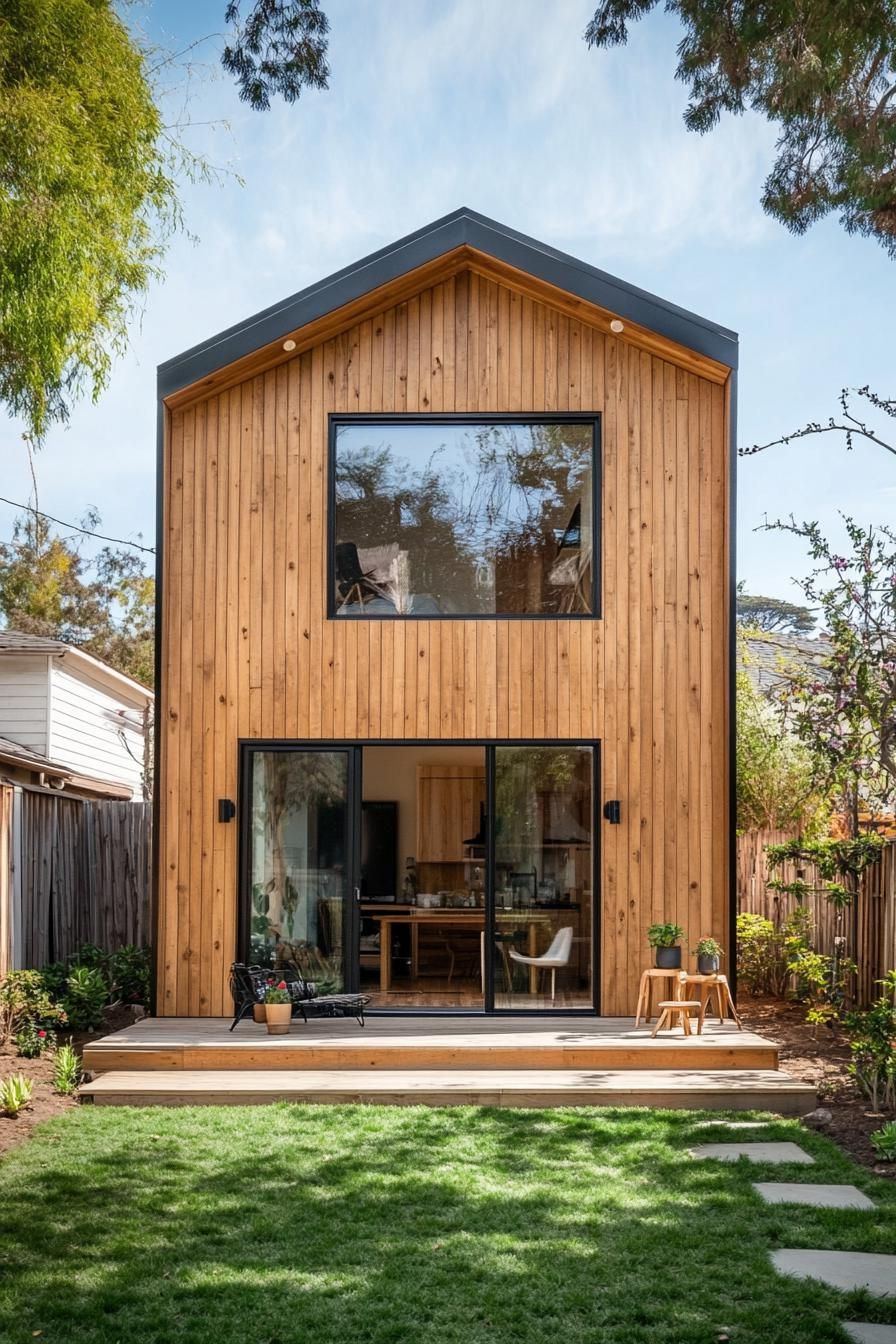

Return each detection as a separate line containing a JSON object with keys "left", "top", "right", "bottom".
{"left": 252, "top": 1003, "right": 266, "bottom": 1024}
{"left": 265, "top": 1002, "right": 292, "bottom": 1035}
{"left": 655, "top": 946, "right": 682, "bottom": 969}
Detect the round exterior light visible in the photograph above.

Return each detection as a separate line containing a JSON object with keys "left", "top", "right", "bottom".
{"left": 282, "top": 338, "right": 297, "bottom": 352}
{"left": 609, "top": 319, "right": 624, "bottom": 334}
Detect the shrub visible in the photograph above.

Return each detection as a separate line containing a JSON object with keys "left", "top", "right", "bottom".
{"left": 62, "top": 965, "right": 108, "bottom": 1031}
{"left": 736, "top": 908, "right": 813, "bottom": 997}
{"left": 871, "top": 1120, "right": 896, "bottom": 1162}
{"left": 52, "top": 1043, "right": 82, "bottom": 1096}
{"left": 0, "top": 970, "right": 67, "bottom": 1045}
{"left": 108, "top": 945, "right": 151, "bottom": 1005}
{"left": 0, "top": 1074, "right": 33, "bottom": 1117}
{"left": 845, "top": 972, "right": 896, "bottom": 1113}
{"left": 14, "top": 1021, "right": 54, "bottom": 1059}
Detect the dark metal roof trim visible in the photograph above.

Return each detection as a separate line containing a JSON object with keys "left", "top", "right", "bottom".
{"left": 158, "top": 207, "right": 738, "bottom": 399}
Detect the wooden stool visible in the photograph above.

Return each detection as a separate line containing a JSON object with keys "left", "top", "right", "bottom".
{"left": 683, "top": 973, "right": 743, "bottom": 1031}
{"left": 635, "top": 968, "right": 686, "bottom": 1025}
{"left": 651, "top": 1000, "right": 702, "bottom": 1037}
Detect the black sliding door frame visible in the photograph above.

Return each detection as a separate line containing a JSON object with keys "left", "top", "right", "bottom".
{"left": 238, "top": 738, "right": 601, "bottom": 1015}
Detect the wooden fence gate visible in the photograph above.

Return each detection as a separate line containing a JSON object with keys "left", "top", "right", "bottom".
{"left": 1, "top": 789, "right": 152, "bottom": 971}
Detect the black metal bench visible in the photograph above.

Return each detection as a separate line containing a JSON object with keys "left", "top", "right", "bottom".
{"left": 229, "top": 962, "right": 369, "bottom": 1031}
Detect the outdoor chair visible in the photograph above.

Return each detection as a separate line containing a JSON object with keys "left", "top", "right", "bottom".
{"left": 334, "top": 541, "right": 393, "bottom": 611}
{"left": 229, "top": 961, "right": 369, "bottom": 1030}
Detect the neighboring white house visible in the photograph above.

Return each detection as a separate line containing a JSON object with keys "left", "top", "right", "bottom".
{"left": 0, "top": 632, "right": 152, "bottom": 800}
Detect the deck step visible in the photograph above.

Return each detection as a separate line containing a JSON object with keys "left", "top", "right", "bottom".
{"left": 81, "top": 1068, "right": 816, "bottom": 1113}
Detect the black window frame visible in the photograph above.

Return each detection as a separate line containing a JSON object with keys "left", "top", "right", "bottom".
{"left": 327, "top": 412, "right": 602, "bottom": 621}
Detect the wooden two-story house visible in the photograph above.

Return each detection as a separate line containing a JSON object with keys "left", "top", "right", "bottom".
{"left": 154, "top": 208, "right": 736, "bottom": 1020}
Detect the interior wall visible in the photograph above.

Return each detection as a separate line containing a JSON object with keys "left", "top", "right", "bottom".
{"left": 362, "top": 745, "right": 484, "bottom": 872}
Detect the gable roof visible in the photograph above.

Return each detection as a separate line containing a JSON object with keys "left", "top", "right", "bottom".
{"left": 158, "top": 207, "right": 738, "bottom": 402}
{"left": 741, "top": 632, "right": 832, "bottom": 696}
{"left": 0, "top": 629, "right": 153, "bottom": 703}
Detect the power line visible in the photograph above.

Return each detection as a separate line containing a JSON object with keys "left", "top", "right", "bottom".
{"left": 0, "top": 495, "right": 155, "bottom": 556}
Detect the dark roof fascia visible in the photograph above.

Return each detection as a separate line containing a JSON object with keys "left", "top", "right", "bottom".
{"left": 158, "top": 208, "right": 738, "bottom": 402}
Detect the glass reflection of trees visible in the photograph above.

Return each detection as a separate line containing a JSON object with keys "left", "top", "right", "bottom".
{"left": 334, "top": 421, "right": 594, "bottom": 615}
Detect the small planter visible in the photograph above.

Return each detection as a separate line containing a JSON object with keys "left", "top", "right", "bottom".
{"left": 655, "top": 946, "right": 682, "bottom": 970}
{"left": 264, "top": 1003, "right": 293, "bottom": 1035}
{"left": 697, "top": 953, "right": 720, "bottom": 975}
{"left": 252, "top": 1003, "right": 266, "bottom": 1024}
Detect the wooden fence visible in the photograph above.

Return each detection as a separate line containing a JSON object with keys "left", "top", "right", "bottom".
{"left": 737, "top": 828, "right": 896, "bottom": 1005}
{"left": 1, "top": 789, "right": 152, "bottom": 970}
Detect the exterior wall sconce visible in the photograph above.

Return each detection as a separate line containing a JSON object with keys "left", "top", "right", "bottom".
{"left": 218, "top": 799, "right": 236, "bottom": 823}
{"left": 603, "top": 800, "right": 621, "bottom": 824}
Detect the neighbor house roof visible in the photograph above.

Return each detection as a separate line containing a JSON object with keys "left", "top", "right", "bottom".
{"left": 158, "top": 206, "right": 738, "bottom": 402}
{"left": 741, "top": 632, "right": 832, "bottom": 696}
{"left": 0, "top": 630, "right": 153, "bottom": 702}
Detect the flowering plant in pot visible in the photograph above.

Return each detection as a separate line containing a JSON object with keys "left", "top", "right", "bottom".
{"left": 693, "top": 937, "right": 724, "bottom": 975}
{"left": 647, "top": 923, "right": 685, "bottom": 969}
{"left": 263, "top": 981, "right": 293, "bottom": 1035}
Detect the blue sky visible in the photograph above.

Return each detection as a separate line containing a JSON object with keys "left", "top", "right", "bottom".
{"left": 2, "top": 0, "right": 893, "bottom": 610}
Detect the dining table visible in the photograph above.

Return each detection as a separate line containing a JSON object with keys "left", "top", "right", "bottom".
{"left": 370, "top": 907, "right": 556, "bottom": 993}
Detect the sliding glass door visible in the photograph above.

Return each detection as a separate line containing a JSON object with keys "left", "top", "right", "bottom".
{"left": 244, "top": 748, "right": 356, "bottom": 990}
{"left": 491, "top": 746, "right": 594, "bottom": 1009}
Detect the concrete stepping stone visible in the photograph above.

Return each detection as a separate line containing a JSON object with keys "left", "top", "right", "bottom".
{"left": 690, "top": 1142, "right": 814, "bottom": 1164}
{"left": 693, "top": 1120, "right": 770, "bottom": 1130}
{"left": 754, "top": 1183, "right": 875, "bottom": 1210}
{"left": 771, "top": 1251, "right": 896, "bottom": 1297}
{"left": 843, "top": 1325, "right": 896, "bottom": 1343}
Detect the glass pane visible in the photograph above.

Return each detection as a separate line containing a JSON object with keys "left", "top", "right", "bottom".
{"left": 248, "top": 751, "right": 348, "bottom": 990}
{"left": 493, "top": 747, "right": 593, "bottom": 1008}
{"left": 333, "top": 420, "right": 594, "bottom": 615}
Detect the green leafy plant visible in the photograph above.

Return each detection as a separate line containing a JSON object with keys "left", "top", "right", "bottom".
{"left": 62, "top": 965, "right": 108, "bottom": 1031}
{"left": 52, "top": 1043, "right": 82, "bottom": 1097}
{"left": 264, "top": 981, "right": 291, "bottom": 1005}
{"left": 14, "top": 1021, "right": 54, "bottom": 1059}
{"left": 736, "top": 909, "right": 813, "bottom": 997}
{"left": 871, "top": 1121, "right": 896, "bottom": 1162}
{"left": 647, "top": 923, "right": 684, "bottom": 949}
{"left": 693, "top": 937, "right": 723, "bottom": 959}
{"left": 108, "top": 945, "right": 151, "bottom": 1005}
{"left": 0, "top": 1074, "right": 33, "bottom": 1117}
{"left": 0, "top": 970, "right": 67, "bottom": 1044}
{"left": 846, "top": 972, "right": 896, "bottom": 1112}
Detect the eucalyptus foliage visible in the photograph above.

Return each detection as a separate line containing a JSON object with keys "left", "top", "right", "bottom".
{"left": 586, "top": 2, "right": 896, "bottom": 256}
{"left": 0, "top": 0, "right": 182, "bottom": 440}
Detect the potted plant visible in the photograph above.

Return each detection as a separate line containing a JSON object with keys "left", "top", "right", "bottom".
{"left": 647, "top": 923, "right": 685, "bottom": 969}
{"left": 694, "top": 937, "right": 724, "bottom": 975}
{"left": 263, "top": 981, "right": 293, "bottom": 1035}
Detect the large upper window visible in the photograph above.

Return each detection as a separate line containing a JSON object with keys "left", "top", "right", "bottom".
{"left": 330, "top": 415, "right": 599, "bottom": 617}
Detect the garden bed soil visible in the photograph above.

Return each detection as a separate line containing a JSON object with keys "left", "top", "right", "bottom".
{"left": 739, "top": 995, "right": 896, "bottom": 1177}
{"left": 0, "top": 1007, "right": 136, "bottom": 1157}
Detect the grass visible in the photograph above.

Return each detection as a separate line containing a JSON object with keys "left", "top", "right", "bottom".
{"left": 0, "top": 1105, "right": 895, "bottom": 1343}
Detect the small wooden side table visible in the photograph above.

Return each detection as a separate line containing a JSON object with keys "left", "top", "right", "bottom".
{"left": 634, "top": 968, "right": 686, "bottom": 1026}
{"left": 683, "top": 973, "right": 743, "bottom": 1031}
{"left": 651, "top": 999, "right": 702, "bottom": 1037}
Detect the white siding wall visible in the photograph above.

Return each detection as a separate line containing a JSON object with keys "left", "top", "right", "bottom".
{"left": 48, "top": 661, "right": 147, "bottom": 794}
{"left": 0, "top": 656, "right": 49, "bottom": 754}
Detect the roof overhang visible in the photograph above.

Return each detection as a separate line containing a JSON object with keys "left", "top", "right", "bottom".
{"left": 159, "top": 207, "right": 738, "bottom": 409}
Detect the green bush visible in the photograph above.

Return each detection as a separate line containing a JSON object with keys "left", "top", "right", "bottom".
{"left": 736, "top": 908, "right": 813, "bottom": 997}
{"left": 845, "top": 971, "right": 896, "bottom": 1112}
{"left": 871, "top": 1120, "right": 896, "bottom": 1162}
{"left": 62, "top": 965, "right": 108, "bottom": 1032}
{"left": 14, "top": 1020, "right": 55, "bottom": 1059}
{"left": 0, "top": 970, "right": 67, "bottom": 1045}
{"left": 108, "top": 945, "right": 151, "bottom": 1005}
{"left": 0, "top": 1074, "right": 33, "bottom": 1116}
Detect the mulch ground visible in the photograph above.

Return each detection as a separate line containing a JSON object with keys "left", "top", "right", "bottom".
{"left": 0, "top": 1007, "right": 136, "bottom": 1157}
{"left": 739, "top": 995, "right": 896, "bottom": 1176}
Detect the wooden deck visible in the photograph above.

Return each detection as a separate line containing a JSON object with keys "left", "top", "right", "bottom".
{"left": 83, "top": 1015, "right": 780, "bottom": 1074}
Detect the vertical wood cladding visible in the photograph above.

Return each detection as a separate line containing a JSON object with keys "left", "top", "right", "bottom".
{"left": 158, "top": 269, "right": 730, "bottom": 1015}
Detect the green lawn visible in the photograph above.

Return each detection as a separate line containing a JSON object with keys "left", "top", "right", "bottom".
{"left": 0, "top": 1105, "right": 895, "bottom": 1343}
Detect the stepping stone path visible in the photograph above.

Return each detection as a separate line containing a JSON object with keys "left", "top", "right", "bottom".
{"left": 754, "top": 1183, "right": 875, "bottom": 1210}
{"left": 843, "top": 1326, "right": 896, "bottom": 1343}
{"left": 689, "top": 1141, "right": 814, "bottom": 1164}
{"left": 772, "top": 1250, "right": 896, "bottom": 1297}
{"left": 692, "top": 1120, "right": 770, "bottom": 1130}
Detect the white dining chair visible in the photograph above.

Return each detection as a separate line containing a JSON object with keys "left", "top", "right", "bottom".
{"left": 508, "top": 926, "right": 574, "bottom": 1003}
